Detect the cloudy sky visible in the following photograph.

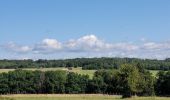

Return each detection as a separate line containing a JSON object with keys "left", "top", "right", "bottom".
{"left": 1, "top": 0, "right": 170, "bottom": 59}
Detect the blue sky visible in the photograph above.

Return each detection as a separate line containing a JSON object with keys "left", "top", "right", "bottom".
{"left": 1, "top": 0, "right": 170, "bottom": 59}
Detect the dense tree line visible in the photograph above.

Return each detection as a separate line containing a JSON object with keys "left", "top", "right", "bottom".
{"left": 0, "top": 63, "right": 169, "bottom": 98}
{"left": 1, "top": 57, "right": 170, "bottom": 70}
{"left": 155, "top": 71, "right": 170, "bottom": 96}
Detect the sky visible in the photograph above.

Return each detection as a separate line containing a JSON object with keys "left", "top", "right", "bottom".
{"left": 0, "top": 0, "right": 170, "bottom": 60}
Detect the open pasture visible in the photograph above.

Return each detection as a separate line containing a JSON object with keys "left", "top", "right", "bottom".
{"left": 0, "top": 94, "right": 170, "bottom": 100}
{"left": 0, "top": 67, "right": 96, "bottom": 78}
{"left": 0, "top": 67, "right": 159, "bottom": 78}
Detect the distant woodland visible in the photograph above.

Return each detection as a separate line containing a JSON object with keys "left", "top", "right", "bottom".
{"left": 0, "top": 58, "right": 170, "bottom": 98}
{"left": 0, "top": 64, "right": 169, "bottom": 98}
{"left": 0, "top": 57, "right": 170, "bottom": 70}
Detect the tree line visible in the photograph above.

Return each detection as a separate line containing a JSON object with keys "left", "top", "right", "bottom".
{"left": 1, "top": 57, "right": 170, "bottom": 70}
{"left": 0, "top": 63, "right": 169, "bottom": 98}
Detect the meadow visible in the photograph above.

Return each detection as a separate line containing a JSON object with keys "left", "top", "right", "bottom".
{"left": 1, "top": 94, "right": 170, "bottom": 100}
{"left": 0, "top": 67, "right": 158, "bottom": 78}
{"left": 0, "top": 67, "right": 96, "bottom": 78}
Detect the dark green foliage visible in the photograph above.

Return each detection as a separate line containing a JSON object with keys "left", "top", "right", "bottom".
{"left": 139, "top": 71, "right": 155, "bottom": 96}
{"left": 118, "top": 64, "right": 155, "bottom": 98}
{"left": 156, "top": 71, "right": 170, "bottom": 96}
{"left": 88, "top": 70, "right": 119, "bottom": 94}
{"left": 0, "top": 57, "right": 170, "bottom": 70}
{"left": 87, "top": 64, "right": 155, "bottom": 98}
{"left": 118, "top": 64, "right": 141, "bottom": 97}
{"left": 65, "top": 72, "right": 89, "bottom": 93}
{"left": 0, "top": 73, "right": 9, "bottom": 94}
{"left": 0, "top": 63, "right": 168, "bottom": 97}
{"left": 8, "top": 70, "right": 45, "bottom": 94}
{"left": 44, "top": 71, "right": 67, "bottom": 93}
{"left": 87, "top": 75, "right": 107, "bottom": 93}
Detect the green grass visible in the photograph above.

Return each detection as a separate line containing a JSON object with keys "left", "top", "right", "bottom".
{"left": 0, "top": 67, "right": 96, "bottom": 79}
{"left": 69, "top": 67, "right": 96, "bottom": 78}
{"left": 0, "top": 94, "right": 170, "bottom": 100}
{"left": 150, "top": 70, "right": 159, "bottom": 77}
{"left": 0, "top": 69, "right": 15, "bottom": 73}
{"left": 0, "top": 68, "right": 162, "bottom": 78}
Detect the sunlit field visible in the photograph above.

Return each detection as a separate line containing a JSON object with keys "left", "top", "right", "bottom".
{"left": 0, "top": 94, "right": 170, "bottom": 100}
{"left": 149, "top": 70, "right": 159, "bottom": 77}
{"left": 0, "top": 67, "right": 159, "bottom": 78}
{"left": 0, "top": 67, "right": 96, "bottom": 78}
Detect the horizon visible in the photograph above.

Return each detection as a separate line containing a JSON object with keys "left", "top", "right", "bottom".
{"left": 0, "top": 56, "right": 169, "bottom": 61}
{"left": 1, "top": 0, "right": 170, "bottom": 59}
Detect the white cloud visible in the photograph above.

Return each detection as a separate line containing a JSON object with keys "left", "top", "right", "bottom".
{"left": 142, "top": 42, "right": 162, "bottom": 50}
{"left": 65, "top": 34, "right": 113, "bottom": 52}
{"left": 2, "top": 35, "right": 170, "bottom": 59}
{"left": 42, "top": 39, "right": 62, "bottom": 49}
{"left": 112, "top": 43, "right": 139, "bottom": 51}
{"left": 3, "top": 42, "right": 32, "bottom": 53}
{"left": 33, "top": 38, "right": 62, "bottom": 53}
{"left": 141, "top": 41, "right": 170, "bottom": 51}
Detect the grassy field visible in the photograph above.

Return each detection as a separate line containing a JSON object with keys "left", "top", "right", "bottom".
{"left": 0, "top": 67, "right": 96, "bottom": 79}
{"left": 0, "top": 67, "right": 159, "bottom": 78}
{"left": 0, "top": 94, "right": 170, "bottom": 100}
{"left": 0, "top": 67, "right": 161, "bottom": 78}
{"left": 150, "top": 70, "right": 159, "bottom": 77}
{"left": 69, "top": 67, "right": 96, "bottom": 78}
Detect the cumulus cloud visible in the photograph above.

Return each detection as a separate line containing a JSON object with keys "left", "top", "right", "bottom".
{"left": 112, "top": 43, "right": 139, "bottom": 51}
{"left": 3, "top": 42, "right": 32, "bottom": 53}
{"left": 141, "top": 41, "right": 170, "bottom": 51}
{"left": 142, "top": 42, "right": 162, "bottom": 50}
{"left": 42, "top": 39, "right": 62, "bottom": 49}
{"left": 65, "top": 35, "right": 113, "bottom": 52}
{"left": 2, "top": 35, "right": 170, "bottom": 59}
{"left": 33, "top": 38, "right": 62, "bottom": 53}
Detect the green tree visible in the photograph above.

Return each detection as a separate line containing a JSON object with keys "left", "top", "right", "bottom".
{"left": 44, "top": 70, "right": 67, "bottom": 93}
{"left": 156, "top": 71, "right": 170, "bottom": 95}
{"left": 65, "top": 72, "right": 89, "bottom": 94}
{"left": 0, "top": 73, "right": 9, "bottom": 94}
{"left": 119, "top": 64, "right": 142, "bottom": 98}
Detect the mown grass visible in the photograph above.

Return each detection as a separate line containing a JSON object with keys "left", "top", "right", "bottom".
{"left": 0, "top": 67, "right": 96, "bottom": 79}
{"left": 0, "top": 94, "right": 170, "bottom": 100}
{"left": 69, "top": 67, "right": 96, "bottom": 78}
{"left": 149, "top": 70, "right": 159, "bottom": 77}
{"left": 0, "top": 67, "right": 160, "bottom": 78}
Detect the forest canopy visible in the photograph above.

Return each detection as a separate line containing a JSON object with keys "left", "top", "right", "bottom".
{"left": 0, "top": 64, "right": 169, "bottom": 98}
{"left": 0, "top": 57, "right": 170, "bottom": 70}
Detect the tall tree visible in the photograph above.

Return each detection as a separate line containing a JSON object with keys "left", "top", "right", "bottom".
{"left": 44, "top": 70, "right": 67, "bottom": 93}
{"left": 118, "top": 64, "right": 142, "bottom": 98}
